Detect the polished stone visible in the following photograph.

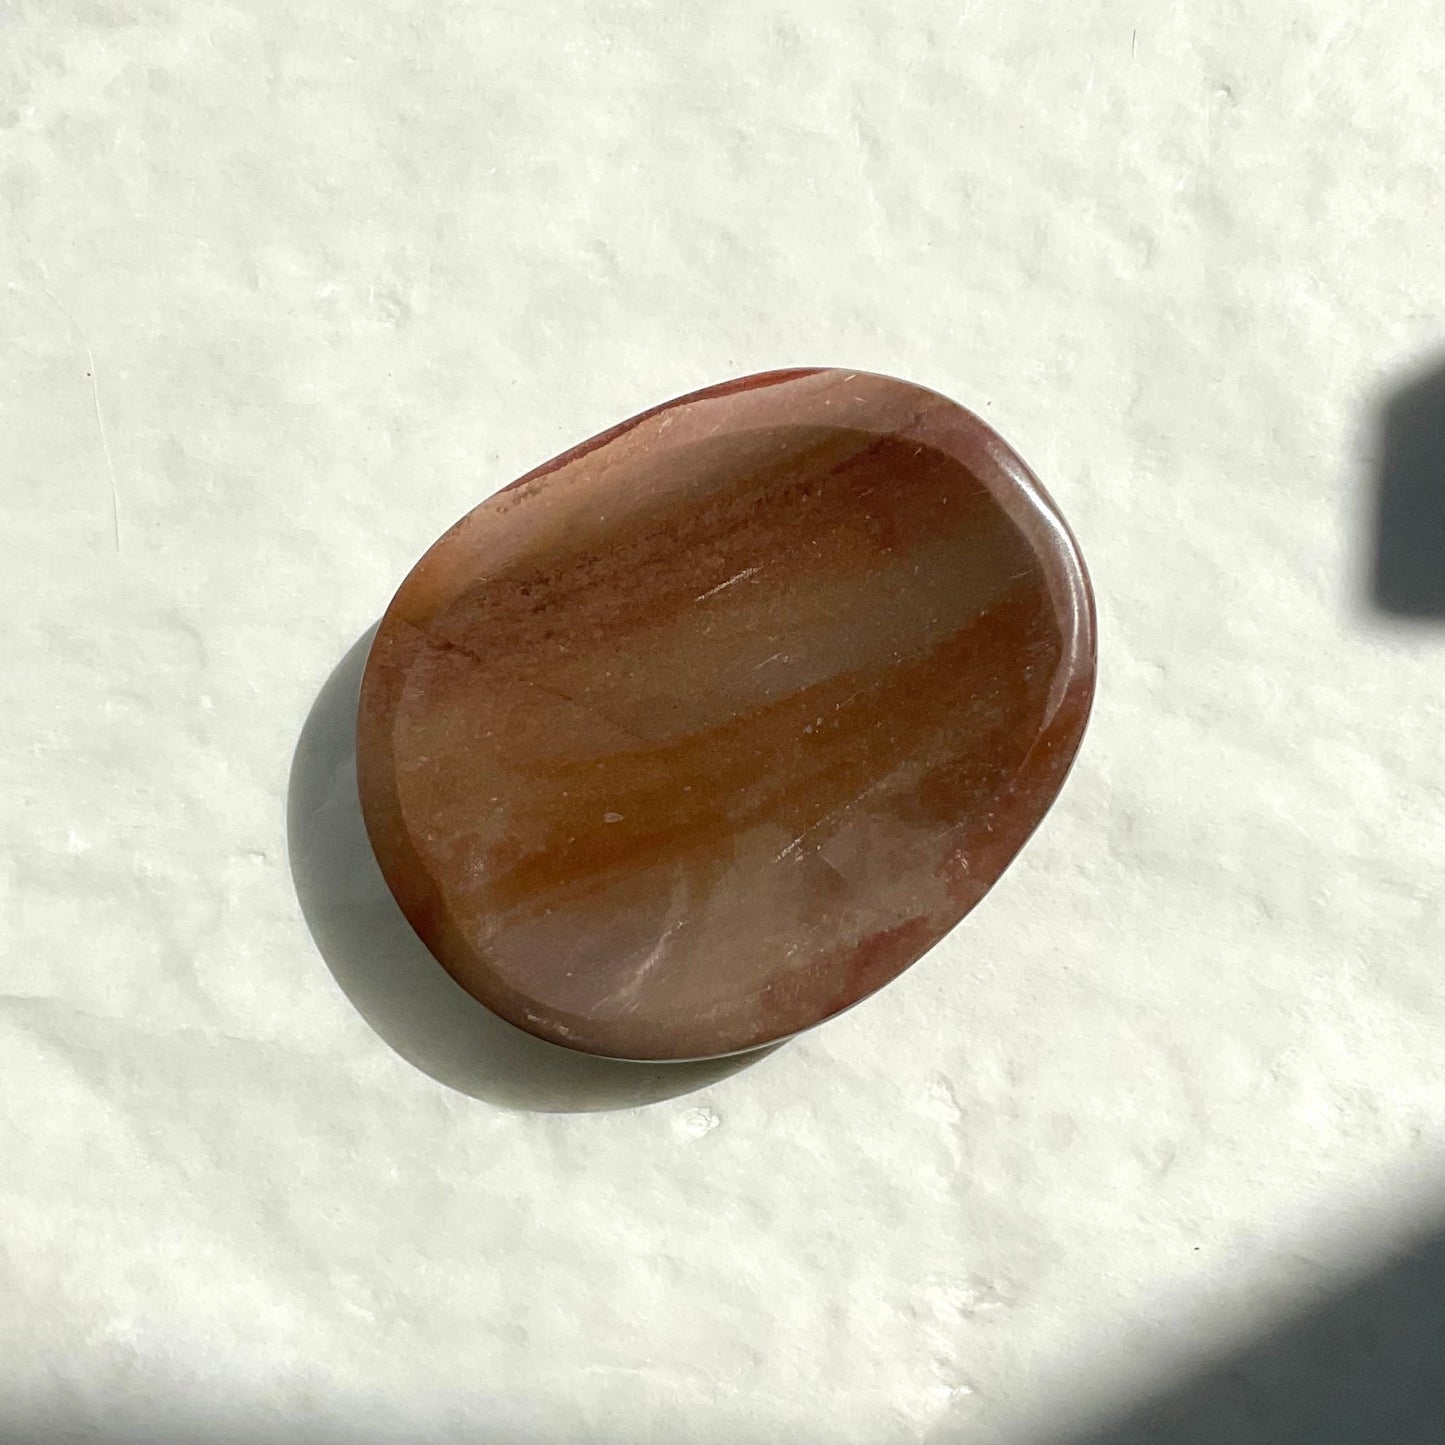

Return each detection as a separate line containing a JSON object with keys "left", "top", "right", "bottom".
{"left": 357, "top": 369, "right": 1095, "bottom": 1060}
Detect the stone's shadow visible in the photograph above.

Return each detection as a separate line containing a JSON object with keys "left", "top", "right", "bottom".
{"left": 1371, "top": 355, "right": 1445, "bottom": 617}
{"left": 285, "top": 625, "right": 774, "bottom": 1112}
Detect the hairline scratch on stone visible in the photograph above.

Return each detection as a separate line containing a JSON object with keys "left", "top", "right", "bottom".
{"left": 695, "top": 565, "right": 760, "bottom": 602}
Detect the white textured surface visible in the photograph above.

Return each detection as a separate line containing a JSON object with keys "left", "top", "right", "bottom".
{"left": 2, "top": 2, "right": 1443, "bottom": 1442}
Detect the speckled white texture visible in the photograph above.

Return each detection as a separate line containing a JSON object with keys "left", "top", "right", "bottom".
{"left": 2, "top": 2, "right": 1443, "bottom": 1442}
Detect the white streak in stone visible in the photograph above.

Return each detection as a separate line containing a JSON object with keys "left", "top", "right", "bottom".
{"left": 695, "top": 566, "right": 760, "bottom": 602}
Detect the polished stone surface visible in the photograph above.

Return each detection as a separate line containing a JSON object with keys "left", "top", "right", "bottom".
{"left": 357, "top": 369, "right": 1095, "bottom": 1059}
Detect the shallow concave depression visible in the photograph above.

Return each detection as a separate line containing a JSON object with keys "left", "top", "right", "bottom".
{"left": 357, "top": 368, "right": 1095, "bottom": 1061}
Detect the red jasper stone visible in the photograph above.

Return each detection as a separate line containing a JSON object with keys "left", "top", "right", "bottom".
{"left": 357, "top": 369, "right": 1095, "bottom": 1060}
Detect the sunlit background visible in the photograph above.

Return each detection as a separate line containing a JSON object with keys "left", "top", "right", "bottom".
{"left": 1, "top": 2, "right": 1441, "bottom": 1441}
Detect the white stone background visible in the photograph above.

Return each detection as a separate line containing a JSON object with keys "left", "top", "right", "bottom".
{"left": 2, "top": 2, "right": 1442, "bottom": 1441}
